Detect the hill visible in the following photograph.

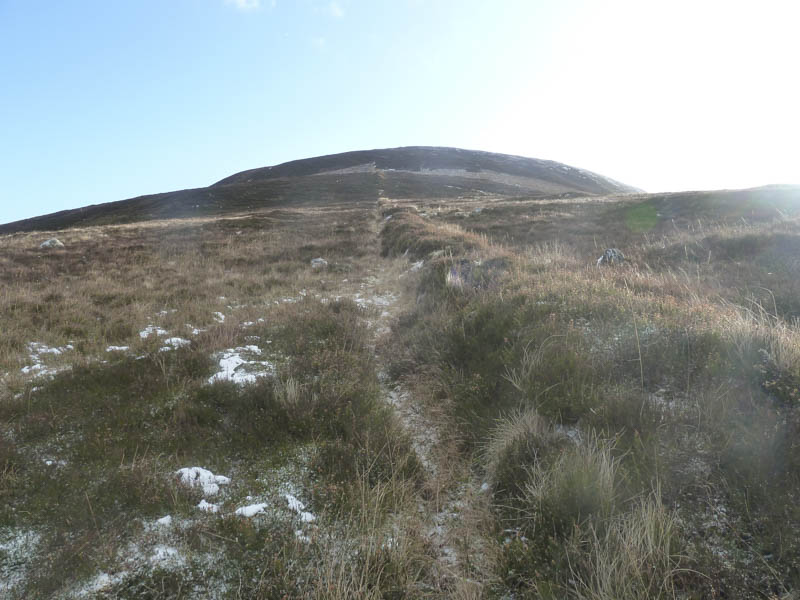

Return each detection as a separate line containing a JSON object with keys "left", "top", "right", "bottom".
{"left": 2, "top": 149, "right": 800, "bottom": 598}
{"left": 212, "top": 146, "right": 638, "bottom": 195}
{"left": 0, "top": 146, "right": 638, "bottom": 234}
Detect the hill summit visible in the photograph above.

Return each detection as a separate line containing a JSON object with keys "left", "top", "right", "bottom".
{"left": 0, "top": 147, "right": 638, "bottom": 233}
{"left": 213, "top": 146, "right": 637, "bottom": 195}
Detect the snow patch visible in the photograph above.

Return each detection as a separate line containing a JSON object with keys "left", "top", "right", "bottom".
{"left": 285, "top": 493, "right": 315, "bottom": 522}
{"left": 212, "top": 312, "right": 226, "bottom": 323}
{"left": 163, "top": 337, "right": 191, "bottom": 349}
{"left": 21, "top": 342, "right": 74, "bottom": 378}
{"left": 28, "top": 341, "right": 73, "bottom": 356}
{"left": 156, "top": 515, "right": 172, "bottom": 527}
{"left": 208, "top": 347, "right": 274, "bottom": 385}
{"left": 197, "top": 499, "right": 219, "bottom": 513}
{"left": 105, "top": 345, "right": 130, "bottom": 352}
{"left": 74, "top": 571, "right": 126, "bottom": 597}
{"left": 139, "top": 326, "right": 168, "bottom": 339}
{"left": 176, "top": 467, "right": 230, "bottom": 496}
{"left": 235, "top": 503, "right": 267, "bottom": 518}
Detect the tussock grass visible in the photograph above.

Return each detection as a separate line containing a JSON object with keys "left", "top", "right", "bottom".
{"left": 483, "top": 408, "right": 565, "bottom": 500}
{"left": 306, "top": 470, "right": 430, "bottom": 599}
{"left": 568, "top": 494, "right": 681, "bottom": 600}
{"left": 384, "top": 199, "right": 800, "bottom": 597}
{"left": 521, "top": 433, "right": 618, "bottom": 537}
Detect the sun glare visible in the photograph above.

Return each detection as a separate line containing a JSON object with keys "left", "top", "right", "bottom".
{"left": 474, "top": 0, "right": 800, "bottom": 191}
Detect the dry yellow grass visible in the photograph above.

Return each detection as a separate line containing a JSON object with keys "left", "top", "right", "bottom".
{"left": 3, "top": 185, "right": 799, "bottom": 598}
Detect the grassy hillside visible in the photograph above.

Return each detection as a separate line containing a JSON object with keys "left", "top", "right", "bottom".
{"left": 380, "top": 201, "right": 800, "bottom": 597}
{"left": 1, "top": 178, "right": 799, "bottom": 598}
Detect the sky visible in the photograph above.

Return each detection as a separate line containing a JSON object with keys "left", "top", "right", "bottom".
{"left": 1, "top": 0, "right": 799, "bottom": 224}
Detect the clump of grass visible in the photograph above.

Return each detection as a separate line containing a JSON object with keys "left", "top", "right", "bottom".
{"left": 483, "top": 408, "right": 566, "bottom": 501}
{"left": 521, "top": 433, "right": 618, "bottom": 538}
{"left": 494, "top": 434, "right": 621, "bottom": 595}
{"left": 721, "top": 299, "right": 800, "bottom": 404}
{"left": 309, "top": 405, "right": 422, "bottom": 515}
{"left": 307, "top": 470, "right": 431, "bottom": 599}
{"left": 568, "top": 493, "right": 681, "bottom": 600}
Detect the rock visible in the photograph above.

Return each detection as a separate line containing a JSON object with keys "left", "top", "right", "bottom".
{"left": 310, "top": 257, "right": 328, "bottom": 270}
{"left": 596, "top": 248, "right": 624, "bottom": 266}
{"left": 40, "top": 238, "right": 64, "bottom": 249}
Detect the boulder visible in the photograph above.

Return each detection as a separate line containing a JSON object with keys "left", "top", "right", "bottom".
{"left": 310, "top": 257, "right": 328, "bottom": 270}
{"left": 596, "top": 248, "right": 624, "bottom": 266}
{"left": 40, "top": 238, "right": 65, "bottom": 249}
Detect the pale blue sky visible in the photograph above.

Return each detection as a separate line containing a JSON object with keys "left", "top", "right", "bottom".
{"left": 1, "top": 0, "right": 798, "bottom": 224}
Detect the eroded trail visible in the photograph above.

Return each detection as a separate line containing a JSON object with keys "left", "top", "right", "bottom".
{"left": 347, "top": 208, "right": 492, "bottom": 595}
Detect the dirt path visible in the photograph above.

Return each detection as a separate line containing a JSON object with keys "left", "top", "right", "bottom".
{"left": 342, "top": 208, "right": 491, "bottom": 594}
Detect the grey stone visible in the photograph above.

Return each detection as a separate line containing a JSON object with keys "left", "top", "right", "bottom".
{"left": 596, "top": 248, "right": 624, "bottom": 266}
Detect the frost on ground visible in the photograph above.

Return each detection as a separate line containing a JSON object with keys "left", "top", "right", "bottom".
{"left": 176, "top": 467, "right": 231, "bottom": 496}
{"left": 353, "top": 291, "right": 397, "bottom": 308}
{"left": 20, "top": 341, "right": 74, "bottom": 377}
{"left": 385, "top": 387, "right": 439, "bottom": 476}
{"left": 207, "top": 346, "right": 275, "bottom": 385}
{"left": 151, "top": 545, "right": 182, "bottom": 564}
{"left": 233, "top": 494, "right": 315, "bottom": 523}
{"left": 0, "top": 528, "right": 41, "bottom": 594}
{"left": 74, "top": 572, "right": 126, "bottom": 598}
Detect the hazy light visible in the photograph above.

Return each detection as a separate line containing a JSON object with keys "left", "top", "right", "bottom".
{"left": 473, "top": 0, "right": 800, "bottom": 192}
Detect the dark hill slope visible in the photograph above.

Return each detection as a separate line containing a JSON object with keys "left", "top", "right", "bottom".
{"left": 0, "top": 175, "right": 382, "bottom": 234}
{"left": 0, "top": 147, "right": 638, "bottom": 233}
{"left": 214, "top": 146, "right": 638, "bottom": 196}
